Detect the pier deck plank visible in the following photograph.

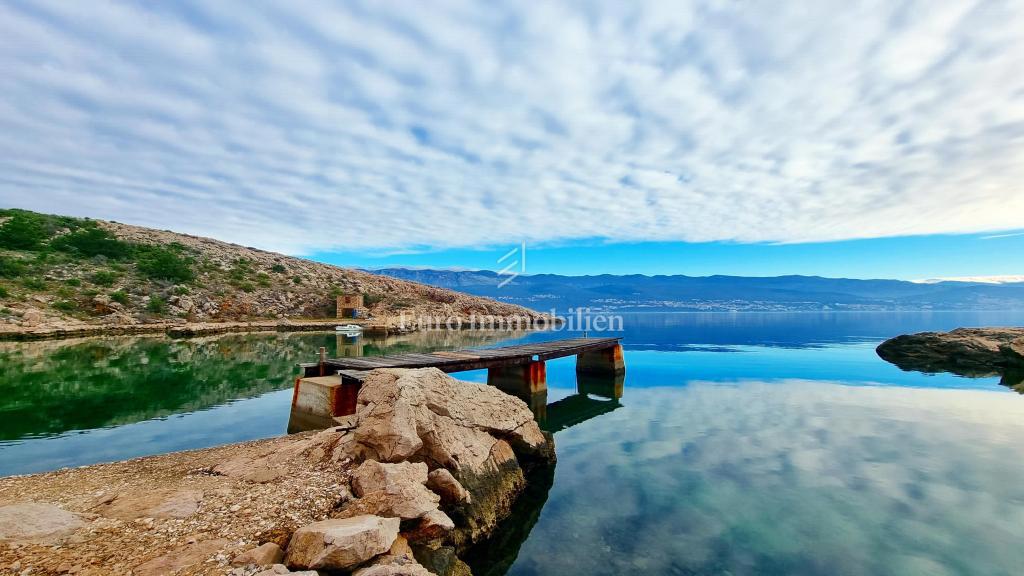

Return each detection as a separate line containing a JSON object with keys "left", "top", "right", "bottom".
{"left": 304, "top": 337, "right": 621, "bottom": 379}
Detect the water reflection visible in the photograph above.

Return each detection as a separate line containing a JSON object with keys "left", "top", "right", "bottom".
{"left": 0, "top": 329, "right": 529, "bottom": 476}
{"left": 504, "top": 372, "right": 625, "bottom": 434}
{"left": 876, "top": 343, "right": 1024, "bottom": 394}
{"left": 464, "top": 460, "right": 557, "bottom": 576}
{"left": 504, "top": 381, "right": 1024, "bottom": 576}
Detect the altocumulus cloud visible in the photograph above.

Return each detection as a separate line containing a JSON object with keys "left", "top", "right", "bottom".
{"left": 1, "top": 0, "right": 1023, "bottom": 254}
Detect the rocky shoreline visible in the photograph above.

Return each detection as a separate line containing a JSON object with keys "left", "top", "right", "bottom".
{"left": 0, "top": 319, "right": 352, "bottom": 342}
{"left": 876, "top": 327, "right": 1024, "bottom": 390}
{"left": 0, "top": 368, "right": 555, "bottom": 575}
{"left": 0, "top": 316, "right": 558, "bottom": 342}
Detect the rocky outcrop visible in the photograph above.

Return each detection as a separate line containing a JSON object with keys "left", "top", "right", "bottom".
{"left": 352, "top": 368, "right": 550, "bottom": 467}
{"left": 877, "top": 327, "right": 1024, "bottom": 390}
{"left": 0, "top": 367, "right": 554, "bottom": 575}
{"left": 301, "top": 367, "right": 555, "bottom": 574}
{"left": 348, "top": 368, "right": 554, "bottom": 549}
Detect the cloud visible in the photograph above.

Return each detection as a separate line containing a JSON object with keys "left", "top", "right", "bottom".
{"left": 0, "top": 0, "right": 1022, "bottom": 254}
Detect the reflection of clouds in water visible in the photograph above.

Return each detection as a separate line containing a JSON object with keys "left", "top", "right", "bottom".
{"left": 514, "top": 381, "right": 1024, "bottom": 576}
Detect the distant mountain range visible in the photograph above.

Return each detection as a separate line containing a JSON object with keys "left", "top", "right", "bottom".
{"left": 372, "top": 268, "right": 1024, "bottom": 312}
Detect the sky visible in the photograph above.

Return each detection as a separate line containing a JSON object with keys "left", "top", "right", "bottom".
{"left": 0, "top": 0, "right": 1023, "bottom": 279}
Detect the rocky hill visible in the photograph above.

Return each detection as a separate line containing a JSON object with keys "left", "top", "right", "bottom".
{"left": 0, "top": 209, "right": 545, "bottom": 335}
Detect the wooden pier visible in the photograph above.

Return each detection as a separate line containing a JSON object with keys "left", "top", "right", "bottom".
{"left": 290, "top": 337, "right": 625, "bottom": 431}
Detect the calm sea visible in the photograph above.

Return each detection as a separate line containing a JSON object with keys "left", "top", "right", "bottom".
{"left": 3, "top": 311, "right": 1024, "bottom": 575}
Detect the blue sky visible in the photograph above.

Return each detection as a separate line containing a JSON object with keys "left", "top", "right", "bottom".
{"left": 0, "top": 1, "right": 1022, "bottom": 279}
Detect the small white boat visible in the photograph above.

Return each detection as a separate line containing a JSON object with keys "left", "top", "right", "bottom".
{"left": 335, "top": 324, "right": 363, "bottom": 332}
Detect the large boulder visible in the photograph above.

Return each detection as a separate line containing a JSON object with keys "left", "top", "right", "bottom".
{"left": 338, "top": 483, "right": 443, "bottom": 521}
{"left": 285, "top": 515, "right": 400, "bottom": 570}
{"left": 340, "top": 459, "right": 442, "bottom": 521}
{"left": 353, "top": 535, "right": 433, "bottom": 576}
{"left": 426, "top": 468, "right": 471, "bottom": 506}
{"left": 352, "top": 460, "right": 430, "bottom": 497}
{"left": 353, "top": 368, "right": 549, "bottom": 468}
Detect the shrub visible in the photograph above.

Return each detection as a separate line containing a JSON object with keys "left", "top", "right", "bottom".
{"left": 52, "top": 299, "right": 78, "bottom": 313}
{"left": 0, "top": 255, "right": 26, "bottom": 278}
{"left": 256, "top": 272, "right": 271, "bottom": 287}
{"left": 90, "top": 270, "right": 118, "bottom": 287}
{"left": 64, "top": 278, "right": 81, "bottom": 287}
{"left": 51, "top": 227, "right": 131, "bottom": 259}
{"left": 390, "top": 297, "right": 415, "bottom": 309}
{"left": 363, "top": 292, "right": 385, "bottom": 306}
{"left": 173, "top": 285, "right": 190, "bottom": 295}
{"left": 0, "top": 285, "right": 8, "bottom": 298}
{"left": 292, "top": 276, "right": 303, "bottom": 284}
{"left": 0, "top": 212, "right": 50, "bottom": 250}
{"left": 228, "top": 258, "right": 253, "bottom": 285}
{"left": 21, "top": 277, "right": 46, "bottom": 290}
{"left": 238, "top": 281, "right": 255, "bottom": 293}
{"left": 56, "top": 286, "right": 75, "bottom": 298}
{"left": 135, "top": 246, "right": 194, "bottom": 283}
{"left": 110, "top": 290, "right": 130, "bottom": 305}
{"left": 146, "top": 295, "right": 167, "bottom": 314}
{"left": 270, "top": 263, "right": 287, "bottom": 274}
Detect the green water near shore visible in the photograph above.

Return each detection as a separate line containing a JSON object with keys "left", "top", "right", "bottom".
{"left": 0, "top": 328, "right": 527, "bottom": 474}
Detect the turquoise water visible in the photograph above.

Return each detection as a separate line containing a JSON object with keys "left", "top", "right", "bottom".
{"left": 3, "top": 311, "right": 1024, "bottom": 574}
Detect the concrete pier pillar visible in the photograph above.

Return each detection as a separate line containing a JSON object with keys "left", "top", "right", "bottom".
{"left": 487, "top": 360, "right": 547, "bottom": 395}
{"left": 576, "top": 344, "right": 625, "bottom": 377}
{"left": 577, "top": 371, "right": 625, "bottom": 400}
{"left": 287, "top": 375, "right": 361, "bottom": 433}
